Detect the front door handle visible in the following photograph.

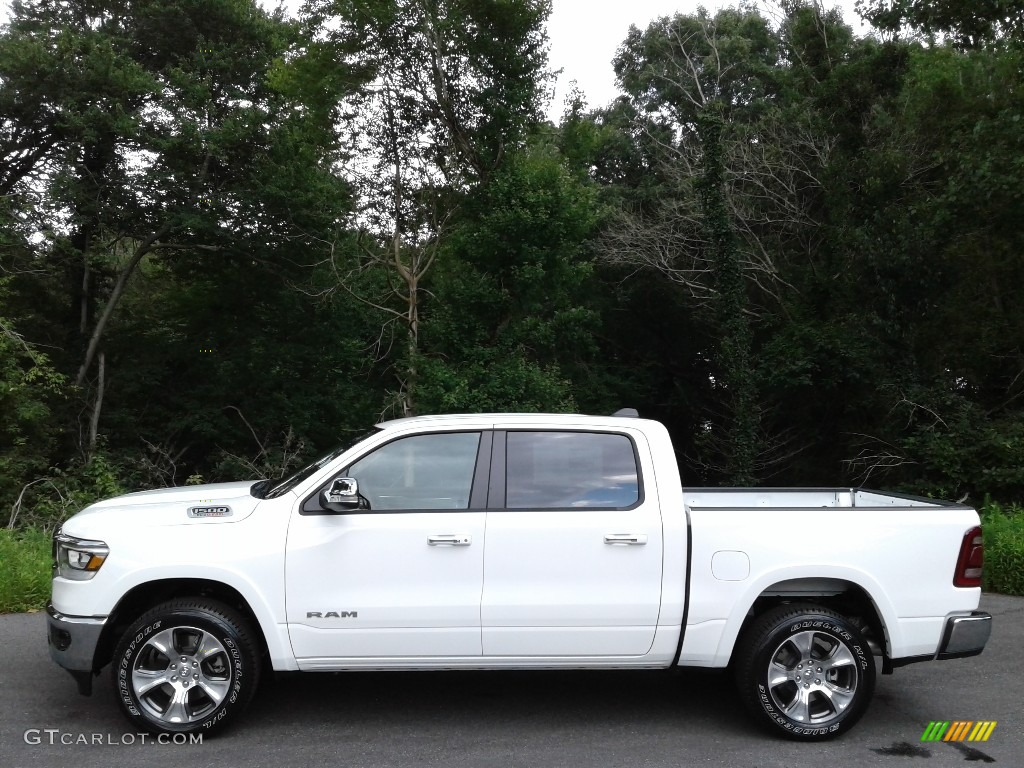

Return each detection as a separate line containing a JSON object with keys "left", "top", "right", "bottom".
{"left": 428, "top": 534, "right": 472, "bottom": 546}
{"left": 604, "top": 533, "right": 648, "bottom": 545}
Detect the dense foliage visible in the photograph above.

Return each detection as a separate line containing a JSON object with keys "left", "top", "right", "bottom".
{"left": 980, "top": 502, "right": 1024, "bottom": 595}
{"left": 3, "top": 0, "right": 1024, "bottom": 527}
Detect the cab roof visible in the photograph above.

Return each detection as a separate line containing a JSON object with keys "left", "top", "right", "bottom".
{"left": 376, "top": 412, "right": 647, "bottom": 430}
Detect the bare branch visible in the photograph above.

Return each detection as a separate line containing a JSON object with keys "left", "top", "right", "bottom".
{"left": 7, "top": 477, "right": 49, "bottom": 529}
{"left": 223, "top": 405, "right": 268, "bottom": 463}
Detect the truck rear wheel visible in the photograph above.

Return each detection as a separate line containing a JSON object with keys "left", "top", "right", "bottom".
{"left": 733, "top": 603, "right": 875, "bottom": 740}
{"left": 112, "top": 598, "right": 260, "bottom": 736}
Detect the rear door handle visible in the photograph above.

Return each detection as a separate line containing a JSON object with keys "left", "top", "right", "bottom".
{"left": 604, "top": 534, "right": 648, "bottom": 545}
{"left": 428, "top": 534, "right": 472, "bottom": 546}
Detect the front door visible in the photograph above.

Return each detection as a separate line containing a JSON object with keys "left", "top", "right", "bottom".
{"left": 481, "top": 428, "right": 664, "bottom": 657}
{"left": 286, "top": 430, "right": 488, "bottom": 662}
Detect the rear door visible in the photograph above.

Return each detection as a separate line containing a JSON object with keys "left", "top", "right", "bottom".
{"left": 480, "top": 427, "right": 664, "bottom": 656}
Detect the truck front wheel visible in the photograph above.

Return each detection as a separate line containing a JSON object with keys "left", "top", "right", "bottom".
{"left": 733, "top": 603, "right": 875, "bottom": 740}
{"left": 111, "top": 598, "right": 261, "bottom": 736}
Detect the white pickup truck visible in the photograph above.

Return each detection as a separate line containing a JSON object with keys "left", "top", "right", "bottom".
{"left": 47, "top": 412, "right": 992, "bottom": 740}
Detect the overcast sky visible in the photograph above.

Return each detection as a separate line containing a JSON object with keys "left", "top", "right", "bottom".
{"left": 545, "top": 0, "right": 866, "bottom": 119}
{"left": 0, "top": 0, "right": 869, "bottom": 121}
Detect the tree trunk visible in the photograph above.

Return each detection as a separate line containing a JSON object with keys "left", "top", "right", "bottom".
{"left": 87, "top": 351, "right": 105, "bottom": 455}
{"left": 75, "top": 222, "right": 169, "bottom": 387}
{"left": 698, "top": 108, "right": 761, "bottom": 485}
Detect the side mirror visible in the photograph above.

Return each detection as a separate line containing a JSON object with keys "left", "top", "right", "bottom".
{"left": 319, "top": 477, "right": 364, "bottom": 513}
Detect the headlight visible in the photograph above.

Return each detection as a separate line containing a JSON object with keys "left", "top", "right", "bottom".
{"left": 53, "top": 530, "right": 109, "bottom": 581}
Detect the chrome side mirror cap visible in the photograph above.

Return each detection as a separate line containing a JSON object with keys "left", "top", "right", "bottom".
{"left": 319, "top": 477, "right": 362, "bottom": 512}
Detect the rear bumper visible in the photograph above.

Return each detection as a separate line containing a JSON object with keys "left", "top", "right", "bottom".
{"left": 47, "top": 601, "right": 105, "bottom": 695}
{"left": 937, "top": 610, "right": 992, "bottom": 660}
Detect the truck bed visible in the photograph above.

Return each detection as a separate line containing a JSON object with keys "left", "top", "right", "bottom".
{"left": 683, "top": 487, "right": 963, "bottom": 509}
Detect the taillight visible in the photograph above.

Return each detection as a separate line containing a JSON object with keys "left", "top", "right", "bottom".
{"left": 953, "top": 526, "right": 984, "bottom": 588}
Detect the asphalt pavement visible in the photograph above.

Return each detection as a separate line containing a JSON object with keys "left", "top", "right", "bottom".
{"left": 1, "top": 593, "right": 1021, "bottom": 767}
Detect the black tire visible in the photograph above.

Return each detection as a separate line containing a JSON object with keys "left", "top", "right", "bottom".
{"left": 733, "top": 603, "right": 875, "bottom": 740}
{"left": 112, "top": 597, "right": 261, "bottom": 736}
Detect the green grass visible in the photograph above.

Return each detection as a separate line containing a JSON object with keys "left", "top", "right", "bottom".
{"left": 980, "top": 502, "right": 1024, "bottom": 596}
{"left": 0, "top": 528, "right": 51, "bottom": 613}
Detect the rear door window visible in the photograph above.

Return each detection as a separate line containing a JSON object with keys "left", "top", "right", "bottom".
{"left": 505, "top": 431, "right": 640, "bottom": 509}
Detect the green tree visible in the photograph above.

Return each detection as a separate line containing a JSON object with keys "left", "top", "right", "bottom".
{"left": 0, "top": 280, "right": 66, "bottom": 522}
{"left": 856, "top": 0, "right": 1024, "bottom": 48}
{"left": 418, "top": 141, "right": 601, "bottom": 413}
{"left": 836, "top": 42, "right": 1024, "bottom": 498}
{"left": 0, "top": 0, "right": 378, "bottom": 508}
{"left": 0, "top": 0, "right": 357, "bottom": 456}
{"left": 600, "top": 6, "right": 797, "bottom": 482}
{"left": 303, "top": 0, "right": 552, "bottom": 415}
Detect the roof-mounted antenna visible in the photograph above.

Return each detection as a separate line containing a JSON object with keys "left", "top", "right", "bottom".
{"left": 612, "top": 408, "right": 639, "bottom": 418}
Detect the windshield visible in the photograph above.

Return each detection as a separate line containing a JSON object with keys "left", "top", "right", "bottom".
{"left": 255, "top": 429, "right": 378, "bottom": 499}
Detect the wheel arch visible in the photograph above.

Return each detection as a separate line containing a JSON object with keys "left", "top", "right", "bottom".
{"left": 717, "top": 573, "right": 897, "bottom": 669}
{"left": 94, "top": 578, "right": 274, "bottom": 673}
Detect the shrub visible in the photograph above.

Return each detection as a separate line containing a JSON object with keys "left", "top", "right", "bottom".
{"left": 980, "top": 501, "right": 1024, "bottom": 596}
{"left": 8, "top": 455, "right": 125, "bottom": 531}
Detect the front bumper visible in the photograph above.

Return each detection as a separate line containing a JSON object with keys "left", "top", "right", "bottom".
{"left": 46, "top": 601, "right": 106, "bottom": 695}
{"left": 937, "top": 610, "right": 992, "bottom": 660}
